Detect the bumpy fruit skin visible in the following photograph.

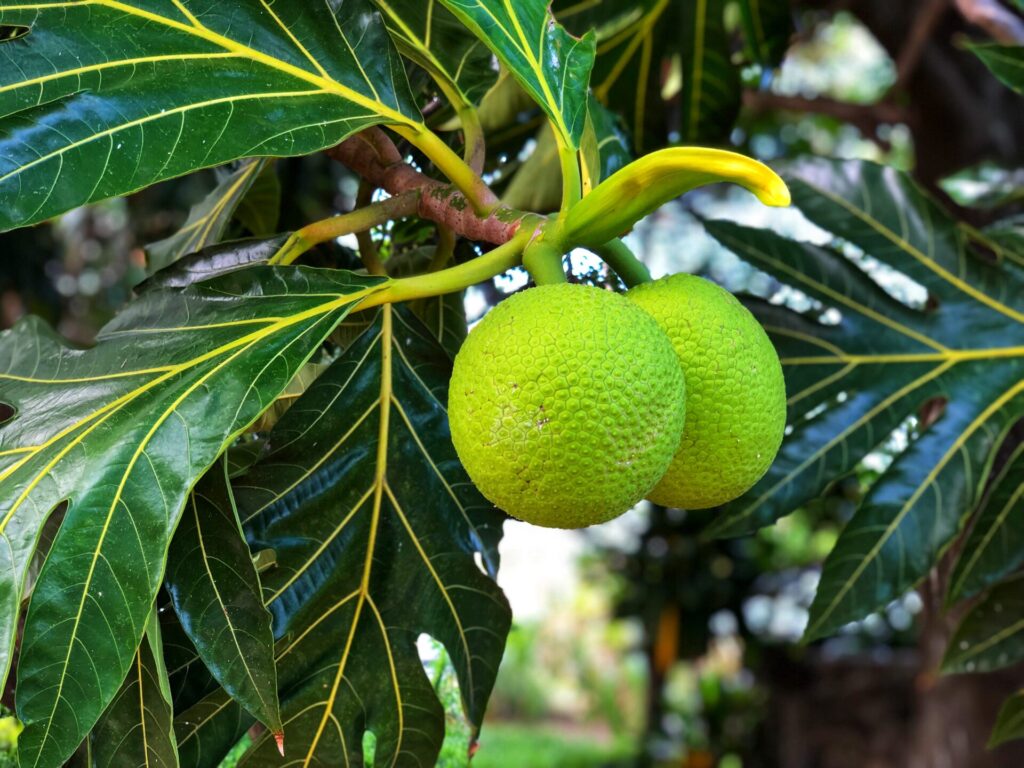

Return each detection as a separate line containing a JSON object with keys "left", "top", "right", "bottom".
{"left": 448, "top": 283, "right": 686, "bottom": 529}
{"left": 628, "top": 274, "right": 786, "bottom": 509}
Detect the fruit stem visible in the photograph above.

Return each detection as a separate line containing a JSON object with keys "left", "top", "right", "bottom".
{"left": 357, "top": 225, "right": 538, "bottom": 310}
{"left": 523, "top": 238, "right": 568, "bottom": 285}
{"left": 355, "top": 182, "right": 386, "bottom": 276}
{"left": 593, "top": 239, "right": 652, "bottom": 287}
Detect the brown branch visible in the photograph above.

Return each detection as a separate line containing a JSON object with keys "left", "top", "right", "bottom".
{"left": 896, "top": 0, "right": 950, "bottom": 87}
{"left": 742, "top": 91, "right": 910, "bottom": 137}
{"left": 327, "top": 128, "right": 523, "bottom": 245}
{"left": 953, "top": 0, "right": 1024, "bottom": 43}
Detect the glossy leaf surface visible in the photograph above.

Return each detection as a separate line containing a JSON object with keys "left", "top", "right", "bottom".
{"left": 949, "top": 440, "right": 1024, "bottom": 601}
{"left": 0, "top": 0, "right": 419, "bottom": 231}
{"left": 2, "top": 267, "right": 381, "bottom": 767}
{"left": 970, "top": 43, "right": 1024, "bottom": 94}
{"left": 166, "top": 456, "right": 281, "bottom": 736}
{"left": 146, "top": 160, "right": 273, "bottom": 273}
{"left": 228, "top": 305, "right": 510, "bottom": 766}
{"left": 91, "top": 612, "right": 179, "bottom": 768}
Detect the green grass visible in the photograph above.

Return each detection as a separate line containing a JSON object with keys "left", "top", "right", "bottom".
{"left": 470, "top": 723, "right": 632, "bottom": 768}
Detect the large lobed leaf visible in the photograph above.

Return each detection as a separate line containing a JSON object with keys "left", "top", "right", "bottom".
{"left": 0, "top": 0, "right": 421, "bottom": 232}
{"left": 176, "top": 304, "right": 510, "bottom": 766}
{"left": 704, "top": 158, "right": 1024, "bottom": 640}
{"left": 0, "top": 266, "right": 382, "bottom": 767}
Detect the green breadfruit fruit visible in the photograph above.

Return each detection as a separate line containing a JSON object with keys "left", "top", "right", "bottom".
{"left": 628, "top": 273, "right": 786, "bottom": 509}
{"left": 448, "top": 283, "right": 687, "bottom": 529}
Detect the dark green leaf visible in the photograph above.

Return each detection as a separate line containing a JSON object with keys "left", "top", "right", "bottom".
{"left": 581, "top": 94, "right": 632, "bottom": 194}
{"left": 738, "top": 0, "right": 792, "bottom": 67}
{"left": 557, "top": 0, "right": 741, "bottom": 148}
{"left": 2, "top": 267, "right": 382, "bottom": 767}
{"left": 679, "top": 0, "right": 740, "bottom": 142}
{"left": 166, "top": 456, "right": 281, "bottom": 735}
{"left": 985, "top": 215, "right": 1024, "bottom": 256}
{"left": 557, "top": 0, "right": 671, "bottom": 151}
{"left": 91, "top": 611, "right": 178, "bottom": 768}
{"left": 374, "top": 0, "right": 498, "bottom": 109}
{"left": 141, "top": 236, "right": 286, "bottom": 292}
{"left": 233, "top": 161, "right": 281, "bottom": 239}
{"left": 229, "top": 305, "right": 509, "bottom": 766}
{"left": 146, "top": 160, "right": 271, "bottom": 273}
{"left": 949, "top": 440, "right": 1024, "bottom": 601}
{"left": 702, "top": 159, "right": 1024, "bottom": 640}
{"left": 991, "top": 690, "right": 1024, "bottom": 748}
{"left": 387, "top": 247, "right": 468, "bottom": 359}
{"left": 0, "top": 0, "right": 422, "bottom": 232}
{"left": 943, "top": 574, "right": 1024, "bottom": 674}
{"left": 439, "top": 0, "right": 595, "bottom": 149}
{"left": 969, "top": 43, "right": 1024, "bottom": 94}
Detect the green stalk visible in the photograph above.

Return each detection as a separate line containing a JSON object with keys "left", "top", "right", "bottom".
{"left": 429, "top": 225, "right": 457, "bottom": 272}
{"left": 555, "top": 129, "right": 582, "bottom": 215}
{"left": 269, "top": 194, "right": 417, "bottom": 266}
{"left": 358, "top": 227, "right": 536, "bottom": 309}
{"left": 593, "top": 239, "right": 652, "bottom": 287}
{"left": 523, "top": 238, "right": 568, "bottom": 285}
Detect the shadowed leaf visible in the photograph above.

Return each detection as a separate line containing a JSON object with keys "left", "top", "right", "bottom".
{"left": 166, "top": 456, "right": 281, "bottom": 736}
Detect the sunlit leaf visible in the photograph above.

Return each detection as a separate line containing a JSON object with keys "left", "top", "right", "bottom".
{"left": 0, "top": 0, "right": 422, "bottom": 231}
{"left": 702, "top": 159, "right": 1024, "bottom": 640}
{"left": 166, "top": 456, "right": 281, "bottom": 736}
{"left": 940, "top": 164, "right": 1024, "bottom": 210}
{"left": 2, "top": 267, "right": 382, "bottom": 767}
{"left": 439, "top": 0, "right": 596, "bottom": 149}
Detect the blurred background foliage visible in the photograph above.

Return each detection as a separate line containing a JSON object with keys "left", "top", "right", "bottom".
{"left": 4, "top": 1, "right": 1024, "bottom": 766}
